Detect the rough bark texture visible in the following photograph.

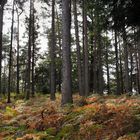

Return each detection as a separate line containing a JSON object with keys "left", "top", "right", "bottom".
{"left": 50, "top": 0, "right": 56, "bottom": 100}
{"left": 118, "top": 38, "right": 124, "bottom": 94}
{"left": 26, "top": 0, "right": 32, "bottom": 100}
{"left": 123, "top": 27, "right": 130, "bottom": 93}
{"left": 56, "top": 11, "right": 62, "bottom": 93}
{"left": 83, "top": 0, "right": 89, "bottom": 96}
{"left": 138, "top": 28, "right": 140, "bottom": 94}
{"left": 61, "top": 0, "right": 72, "bottom": 105}
{"left": 31, "top": 0, "right": 35, "bottom": 97}
{"left": 0, "top": 5, "right": 4, "bottom": 95}
{"left": 130, "top": 52, "right": 133, "bottom": 92}
{"left": 134, "top": 28, "right": 140, "bottom": 93}
{"left": 16, "top": 10, "right": 20, "bottom": 95}
{"left": 105, "top": 37, "right": 110, "bottom": 94}
{"left": 73, "top": 0, "right": 83, "bottom": 96}
{"left": 0, "top": 0, "right": 7, "bottom": 96}
{"left": 114, "top": 30, "right": 120, "bottom": 95}
{"left": 98, "top": 34, "right": 103, "bottom": 94}
{"left": 8, "top": 0, "right": 15, "bottom": 103}
{"left": 93, "top": 36, "right": 97, "bottom": 93}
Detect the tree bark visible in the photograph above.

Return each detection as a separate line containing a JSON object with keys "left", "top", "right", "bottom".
{"left": 73, "top": 0, "right": 83, "bottom": 96}
{"left": 61, "top": 0, "right": 72, "bottom": 105}
{"left": 137, "top": 27, "right": 140, "bottom": 94}
{"left": 16, "top": 8, "right": 21, "bottom": 95}
{"left": 134, "top": 28, "right": 140, "bottom": 93}
{"left": 26, "top": 0, "right": 32, "bottom": 99}
{"left": 31, "top": 0, "right": 35, "bottom": 97}
{"left": 56, "top": 11, "right": 62, "bottom": 93}
{"left": 123, "top": 26, "right": 130, "bottom": 93}
{"left": 83, "top": 0, "right": 89, "bottom": 96}
{"left": 0, "top": 5, "right": 4, "bottom": 96}
{"left": 8, "top": 0, "right": 15, "bottom": 103}
{"left": 93, "top": 36, "right": 97, "bottom": 93}
{"left": 130, "top": 51, "right": 133, "bottom": 92}
{"left": 98, "top": 34, "right": 103, "bottom": 94}
{"left": 118, "top": 36, "right": 124, "bottom": 94}
{"left": 105, "top": 35, "right": 110, "bottom": 94}
{"left": 50, "top": 0, "right": 56, "bottom": 100}
{"left": 114, "top": 30, "right": 120, "bottom": 95}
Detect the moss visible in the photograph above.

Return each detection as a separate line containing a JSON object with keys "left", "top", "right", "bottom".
{"left": 0, "top": 125, "right": 27, "bottom": 135}
{"left": 5, "top": 106, "right": 18, "bottom": 117}
{"left": 64, "top": 111, "right": 83, "bottom": 122}
{"left": 45, "top": 127, "right": 57, "bottom": 135}
{"left": 0, "top": 125, "right": 17, "bottom": 133}
{"left": 56, "top": 124, "right": 76, "bottom": 140}
{"left": 39, "top": 135, "right": 55, "bottom": 140}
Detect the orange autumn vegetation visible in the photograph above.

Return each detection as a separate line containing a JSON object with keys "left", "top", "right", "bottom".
{"left": 0, "top": 94, "right": 140, "bottom": 140}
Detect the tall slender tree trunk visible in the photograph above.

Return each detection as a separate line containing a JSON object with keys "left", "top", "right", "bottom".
{"left": 135, "top": 50, "right": 140, "bottom": 93}
{"left": 83, "top": 0, "right": 89, "bottom": 96}
{"left": 8, "top": 0, "right": 15, "bottom": 103}
{"left": 0, "top": 5, "right": 4, "bottom": 96}
{"left": 90, "top": 35, "right": 94, "bottom": 92}
{"left": 3, "top": 55, "right": 6, "bottom": 95}
{"left": 105, "top": 36, "right": 110, "bottom": 94}
{"left": 82, "top": 2, "right": 85, "bottom": 95}
{"left": 31, "top": 0, "right": 35, "bottom": 97}
{"left": 16, "top": 10, "right": 20, "bottom": 95}
{"left": 118, "top": 37, "right": 124, "bottom": 94}
{"left": 134, "top": 28, "right": 140, "bottom": 93}
{"left": 50, "top": 0, "right": 56, "bottom": 100}
{"left": 114, "top": 30, "right": 120, "bottom": 94}
{"left": 56, "top": 11, "right": 62, "bottom": 92}
{"left": 93, "top": 37, "right": 97, "bottom": 93}
{"left": 130, "top": 52, "right": 133, "bottom": 92}
{"left": 73, "top": 0, "right": 83, "bottom": 96}
{"left": 26, "top": 0, "right": 32, "bottom": 100}
{"left": 98, "top": 34, "right": 103, "bottom": 94}
{"left": 123, "top": 26, "right": 130, "bottom": 93}
{"left": 61, "top": 0, "right": 72, "bottom": 105}
{"left": 137, "top": 27, "right": 140, "bottom": 94}
{"left": 106, "top": 52, "right": 110, "bottom": 94}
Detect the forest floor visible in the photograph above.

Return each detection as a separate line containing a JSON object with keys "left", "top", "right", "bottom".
{"left": 0, "top": 94, "right": 140, "bottom": 140}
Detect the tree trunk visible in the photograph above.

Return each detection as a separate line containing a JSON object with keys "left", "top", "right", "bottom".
{"left": 61, "top": 0, "right": 72, "bottom": 105}
{"left": 83, "top": 0, "right": 89, "bottom": 96}
{"left": 26, "top": 0, "right": 32, "bottom": 100}
{"left": 0, "top": 5, "right": 4, "bottom": 96}
{"left": 73, "top": 0, "right": 83, "bottom": 96}
{"left": 137, "top": 27, "right": 140, "bottom": 94}
{"left": 31, "top": 0, "right": 35, "bottom": 97}
{"left": 98, "top": 34, "right": 103, "bottom": 94}
{"left": 16, "top": 10, "right": 20, "bottom": 95}
{"left": 50, "top": 0, "right": 56, "bottom": 100}
{"left": 130, "top": 51, "right": 133, "bottom": 92}
{"left": 114, "top": 30, "right": 120, "bottom": 95}
{"left": 118, "top": 37, "right": 124, "bottom": 94}
{"left": 93, "top": 36, "right": 97, "bottom": 93}
{"left": 123, "top": 26, "right": 130, "bottom": 93}
{"left": 134, "top": 28, "right": 140, "bottom": 93}
{"left": 8, "top": 0, "right": 15, "bottom": 103}
{"left": 56, "top": 11, "right": 62, "bottom": 93}
{"left": 105, "top": 35, "right": 110, "bottom": 94}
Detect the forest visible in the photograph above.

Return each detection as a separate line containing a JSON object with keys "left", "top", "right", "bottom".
{"left": 0, "top": 0, "right": 140, "bottom": 139}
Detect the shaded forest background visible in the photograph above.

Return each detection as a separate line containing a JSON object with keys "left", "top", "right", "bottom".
{"left": 0, "top": 0, "right": 140, "bottom": 104}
